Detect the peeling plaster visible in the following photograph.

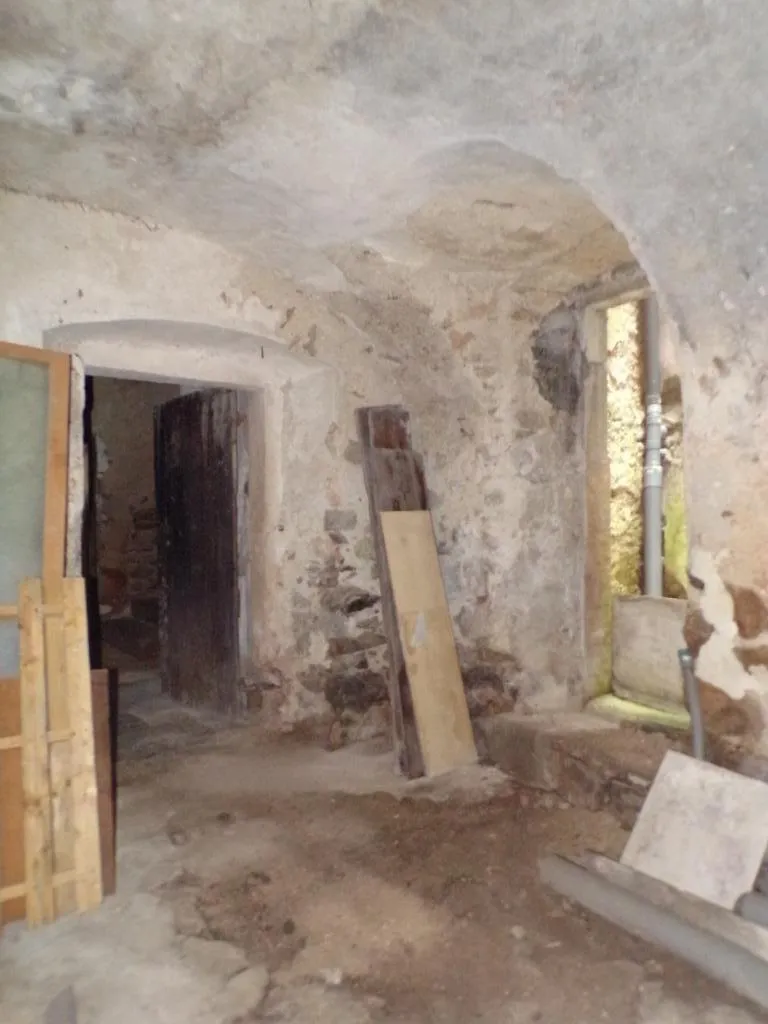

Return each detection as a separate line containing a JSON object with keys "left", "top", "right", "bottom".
{"left": 690, "top": 548, "right": 765, "bottom": 702}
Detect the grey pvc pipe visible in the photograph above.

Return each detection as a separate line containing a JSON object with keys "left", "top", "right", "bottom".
{"left": 737, "top": 891, "right": 768, "bottom": 928}
{"left": 643, "top": 295, "right": 664, "bottom": 597}
{"left": 678, "top": 648, "right": 706, "bottom": 760}
{"left": 540, "top": 855, "right": 768, "bottom": 1012}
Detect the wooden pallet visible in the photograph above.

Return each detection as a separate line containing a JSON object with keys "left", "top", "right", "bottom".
{"left": 0, "top": 578, "right": 103, "bottom": 925}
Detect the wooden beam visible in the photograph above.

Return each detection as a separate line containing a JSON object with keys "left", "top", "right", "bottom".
{"left": 356, "top": 407, "right": 426, "bottom": 778}
{"left": 0, "top": 677, "right": 25, "bottom": 924}
{"left": 0, "top": 341, "right": 70, "bottom": 366}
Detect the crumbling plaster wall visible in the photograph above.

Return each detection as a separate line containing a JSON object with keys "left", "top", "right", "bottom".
{"left": 3, "top": 1, "right": 768, "bottom": 732}
{"left": 0, "top": 188, "right": 638, "bottom": 723}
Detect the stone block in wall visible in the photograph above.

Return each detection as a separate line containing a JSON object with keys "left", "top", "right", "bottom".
{"left": 474, "top": 711, "right": 617, "bottom": 790}
{"left": 612, "top": 596, "right": 687, "bottom": 711}
{"left": 132, "top": 507, "right": 160, "bottom": 530}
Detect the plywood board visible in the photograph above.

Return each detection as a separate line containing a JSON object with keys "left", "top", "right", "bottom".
{"left": 380, "top": 511, "right": 476, "bottom": 777}
{"left": 621, "top": 750, "right": 768, "bottom": 909}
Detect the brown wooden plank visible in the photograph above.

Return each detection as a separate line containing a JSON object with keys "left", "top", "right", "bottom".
{"left": 19, "top": 579, "right": 55, "bottom": 925}
{"left": 0, "top": 605, "right": 17, "bottom": 619}
{"left": 356, "top": 407, "right": 426, "bottom": 778}
{"left": 91, "top": 669, "right": 116, "bottom": 897}
{"left": 156, "top": 390, "right": 240, "bottom": 712}
{"left": 0, "top": 677, "right": 25, "bottom": 923}
{"left": 62, "top": 578, "right": 103, "bottom": 912}
{"left": 380, "top": 511, "right": 477, "bottom": 778}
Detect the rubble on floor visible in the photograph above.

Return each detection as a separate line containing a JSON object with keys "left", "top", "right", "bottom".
{"left": 1, "top": 695, "right": 762, "bottom": 1024}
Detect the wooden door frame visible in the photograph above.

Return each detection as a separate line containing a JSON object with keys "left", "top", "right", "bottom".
{"left": 66, "top": 367, "right": 252, "bottom": 684}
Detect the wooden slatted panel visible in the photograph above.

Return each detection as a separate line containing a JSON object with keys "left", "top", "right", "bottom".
{"left": 19, "top": 579, "right": 55, "bottom": 924}
{"left": 380, "top": 511, "right": 477, "bottom": 778}
{"left": 62, "top": 578, "right": 103, "bottom": 912}
{"left": 0, "top": 344, "right": 73, "bottom": 929}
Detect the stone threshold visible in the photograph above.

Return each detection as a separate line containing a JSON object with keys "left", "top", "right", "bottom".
{"left": 474, "top": 708, "right": 766, "bottom": 829}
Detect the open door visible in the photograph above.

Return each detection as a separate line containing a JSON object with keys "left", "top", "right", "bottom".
{"left": 155, "top": 389, "right": 240, "bottom": 713}
{"left": 0, "top": 341, "right": 70, "bottom": 924}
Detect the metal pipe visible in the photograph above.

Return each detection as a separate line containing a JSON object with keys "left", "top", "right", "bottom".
{"left": 678, "top": 648, "right": 706, "bottom": 760}
{"left": 643, "top": 295, "right": 664, "bottom": 596}
{"left": 736, "top": 891, "right": 768, "bottom": 928}
{"left": 540, "top": 854, "right": 768, "bottom": 1012}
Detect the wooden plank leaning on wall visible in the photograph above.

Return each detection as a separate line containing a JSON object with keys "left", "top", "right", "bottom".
{"left": 356, "top": 406, "right": 427, "bottom": 779}
{"left": 380, "top": 511, "right": 477, "bottom": 778}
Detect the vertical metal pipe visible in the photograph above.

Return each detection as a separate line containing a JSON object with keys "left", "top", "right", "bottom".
{"left": 642, "top": 296, "right": 664, "bottom": 596}
{"left": 678, "top": 648, "right": 706, "bottom": 760}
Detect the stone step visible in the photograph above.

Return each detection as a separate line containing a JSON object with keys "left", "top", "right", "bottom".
{"left": 477, "top": 710, "right": 768, "bottom": 829}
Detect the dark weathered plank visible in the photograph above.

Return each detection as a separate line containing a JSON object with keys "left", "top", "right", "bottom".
{"left": 155, "top": 390, "right": 240, "bottom": 713}
{"left": 91, "top": 669, "right": 116, "bottom": 897}
{"left": 356, "top": 406, "right": 426, "bottom": 777}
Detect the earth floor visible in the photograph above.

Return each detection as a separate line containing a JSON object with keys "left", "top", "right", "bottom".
{"left": 0, "top": 687, "right": 762, "bottom": 1024}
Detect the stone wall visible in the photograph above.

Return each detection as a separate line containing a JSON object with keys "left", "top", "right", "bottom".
{"left": 0, "top": 188, "right": 634, "bottom": 723}
{"left": 5, "top": 0, "right": 768, "bottom": 746}
{"left": 0, "top": 186, "right": 696, "bottom": 731}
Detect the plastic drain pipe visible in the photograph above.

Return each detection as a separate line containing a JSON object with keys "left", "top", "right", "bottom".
{"left": 678, "top": 648, "right": 706, "bottom": 760}
{"left": 643, "top": 296, "right": 664, "bottom": 597}
{"left": 540, "top": 855, "right": 768, "bottom": 1013}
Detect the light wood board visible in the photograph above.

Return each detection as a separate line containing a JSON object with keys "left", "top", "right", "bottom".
{"left": 380, "top": 511, "right": 476, "bottom": 777}
{"left": 62, "top": 577, "right": 103, "bottom": 912}
{"left": 19, "top": 579, "right": 55, "bottom": 924}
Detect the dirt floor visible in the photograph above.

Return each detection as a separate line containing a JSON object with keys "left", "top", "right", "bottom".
{"left": 0, "top": 689, "right": 764, "bottom": 1024}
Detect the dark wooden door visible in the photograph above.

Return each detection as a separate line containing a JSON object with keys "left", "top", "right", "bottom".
{"left": 155, "top": 389, "right": 240, "bottom": 713}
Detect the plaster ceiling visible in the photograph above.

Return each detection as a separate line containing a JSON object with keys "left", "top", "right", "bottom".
{"left": 3, "top": 0, "right": 738, "bottom": 291}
